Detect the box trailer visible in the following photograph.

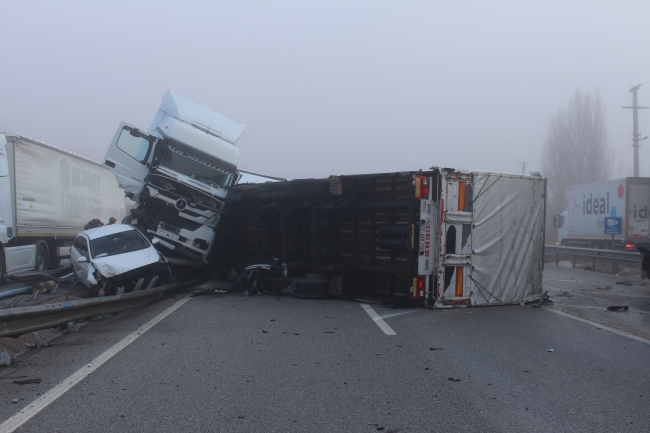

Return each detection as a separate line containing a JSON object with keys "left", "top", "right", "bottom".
{"left": 554, "top": 178, "right": 650, "bottom": 249}
{"left": 0, "top": 133, "right": 126, "bottom": 278}
{"left": 215, "top": 168, "right": 546, "bottom": 307}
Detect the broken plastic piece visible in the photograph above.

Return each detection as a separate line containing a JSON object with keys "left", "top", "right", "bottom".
{"left": 0, "top": 350, "right": 11, "bottom": 366}
{"left": 546, "top": 349, "right": 554, "bottom": 352}
{"left": 31, "top": 331, "right": 48, "bottom": 348}
{"left": 607, "top": 306, "right": 629, "bottom": 311}
{"left": 448, "top": 377, "right": 461, "bottom": 382}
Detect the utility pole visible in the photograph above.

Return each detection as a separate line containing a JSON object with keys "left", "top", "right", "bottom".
{"left": 623, "top": 85, "right": 649, "bottom": 177}
{"left": 517, "top": 161, "right": 530, "bottom": 175}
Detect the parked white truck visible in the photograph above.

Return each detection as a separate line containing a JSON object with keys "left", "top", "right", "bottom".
{"left": 103, "top": 90, "right": 244, "bottom": 264}
{"left": 554, "top": 177, "right": 650, "bottom": 249}
{"left": 0, "top": 133, "right": 126, "bottom": 279}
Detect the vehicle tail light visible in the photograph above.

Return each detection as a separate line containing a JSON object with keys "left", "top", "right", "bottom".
{"left": 455, "top": 267, "right": 463, "bottom": 297}
{"left": 458, "top": 182, "right": 466, "bottom": 211}
{"left": 412, "top": 276, "right": 426, "bottom": 299}
{"left": 422, "top": 177, "right": 429, "bottom": 198}
{"left": 414, "top": 175, "right": 423, "bottom": 199}
{"left": 625, "top": 243, "right": 635, "bottom": 249}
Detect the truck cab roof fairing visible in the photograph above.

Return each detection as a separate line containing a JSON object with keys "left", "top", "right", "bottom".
{"left": 149, "top": 90, "right": 245, "bottom": 145}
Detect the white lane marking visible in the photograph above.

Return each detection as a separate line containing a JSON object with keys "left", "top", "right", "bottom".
{"left": 377, "top": 311, "right": 417, "bottom": 320}
{"left": 0, "top": 296, "right": 192, "bottom": 433}
{"left": 542, "top": 306, "right": 650, "bottom": 346}
{"left": 361, "top": 304, "right": 397, "bottom": 336}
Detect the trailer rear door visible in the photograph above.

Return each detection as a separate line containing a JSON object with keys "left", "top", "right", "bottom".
{"left": 625, "top": 177, "right": 650, "bottom": 241}
{"left": 436, "top": 170, "right": 545, "bottom": 306}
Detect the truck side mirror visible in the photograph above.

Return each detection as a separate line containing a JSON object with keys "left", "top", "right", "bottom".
{"left": 553, "top": 216, "right": 558, "bottom": 228}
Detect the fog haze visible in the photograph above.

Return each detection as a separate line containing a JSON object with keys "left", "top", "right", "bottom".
{"left": 1, "top": 1, "right": 649, "bottom": 179}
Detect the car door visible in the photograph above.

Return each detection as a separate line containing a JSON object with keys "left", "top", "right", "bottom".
{"left": 103, "top": 122, "right": 156, "bottom": 195}
{"left": 70, "top": 236, "right": 92, "bottom": 287}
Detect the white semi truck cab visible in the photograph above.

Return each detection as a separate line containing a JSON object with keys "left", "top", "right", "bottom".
{"left": 103, "top": 90, "right": 244, "bottom": 264}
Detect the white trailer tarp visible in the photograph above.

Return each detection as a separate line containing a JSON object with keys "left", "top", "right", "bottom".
{"left": 15, "top": 140, "right": 126, "bottom": 234}
{"left": 469, "top": 173, "right": 545, "bottom": 305}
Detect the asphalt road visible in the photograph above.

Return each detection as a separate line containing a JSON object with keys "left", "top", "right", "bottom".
{"left": 1, "top": 266, "right": 649, "bottom": 433}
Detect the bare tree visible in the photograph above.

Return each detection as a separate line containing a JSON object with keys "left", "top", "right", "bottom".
{"left": 542, "top": 90, "right": 612, "bottom": 233}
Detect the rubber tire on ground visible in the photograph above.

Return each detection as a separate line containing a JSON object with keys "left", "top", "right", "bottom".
{"left": 291, "top": 277, "right": 330, "bottom": 299}
{"left": 35, "top": 244, "right": 48, "bottom": 271}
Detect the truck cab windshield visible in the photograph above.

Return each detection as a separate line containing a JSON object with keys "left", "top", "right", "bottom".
{"left": 155, "top": 143, "right": 233, "bottom": 189}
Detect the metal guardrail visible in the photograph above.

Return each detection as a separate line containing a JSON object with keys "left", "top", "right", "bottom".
{"left": 545, "top": 245, "right": 643, "bottom": 277}
{"left": 0, "top": 278, "right": 200, "bottom": 338}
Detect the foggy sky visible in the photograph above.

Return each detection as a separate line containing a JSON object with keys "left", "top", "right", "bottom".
{"left": 1, "top": 1, "right": 649, "bottom": 180}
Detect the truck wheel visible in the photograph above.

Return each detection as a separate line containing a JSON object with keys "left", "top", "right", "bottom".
{"left": 35, "top": 245, "right": 48, "bottom": 271}
{"left": 291, "top": 277, "right": 330, "bottom": 299}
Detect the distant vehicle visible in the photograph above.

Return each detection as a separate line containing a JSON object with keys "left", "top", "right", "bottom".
{"left": 0, "top": 133, "right": 126, "bottom": 281}
{"left": 103, "top": 90, "right": 244, "bottom": 265}
{"left": 554, "top": 178, "right": 650, "bottom": 249}
{"left": 70, "top": 224, "right": 171, "bottom": 296}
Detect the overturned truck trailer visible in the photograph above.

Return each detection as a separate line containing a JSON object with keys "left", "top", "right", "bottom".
{"left": 215, "top": 168, "right": 546, "bottom": 307}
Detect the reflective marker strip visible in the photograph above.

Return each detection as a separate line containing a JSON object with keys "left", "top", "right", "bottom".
{"left": 455, "top": 266, "right": 464, "bottom": 297}
{"left": 458, "top": 181, "right": 466, "bottom": 211}
{"left": 361, "top": 304, "right": 397, "bottom": 336}
{"left": 0, "top": 296, "right": 192, "bottom": 433}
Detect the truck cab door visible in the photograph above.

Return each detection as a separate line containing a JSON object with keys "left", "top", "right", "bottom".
{"left": 103, "top": 122, "right": 156, "bottom": 195}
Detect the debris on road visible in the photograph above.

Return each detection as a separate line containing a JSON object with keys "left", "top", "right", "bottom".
{"left": 13, "top": 378, "right": 42, "bottom": 385}
{"left": 615, "top": 281, "right": 633, "bottom": 286}
{"left": 607, "top": 305, "right": 629, "bottom": 311}
{"left": 546, "top": 349, "right": 554, "bottom": 352}
{"left": 12, "top": 398, "right": 19, "bottom": 403}
{"left": 448, "top": 377, "right": 461, "bottom": 382}
{"left": 430, "top": 347, "right": 443, "bottom": 351}
{"left": 0, "top": 350, "right": 11, "bottom": 366}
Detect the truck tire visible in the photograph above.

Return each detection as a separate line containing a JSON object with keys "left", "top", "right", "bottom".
{"left": 35, "top": 244, "right": 48, "bottom": 271}
{"left": 291, "top": 277, "right": 330, "bottom": 299}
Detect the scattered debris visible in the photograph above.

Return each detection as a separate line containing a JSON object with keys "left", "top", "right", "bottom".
{"left": 262, "top": 330, "right": 268, "bottom": 333}
{"left": 448, "top": 377, "right": 461, "bottom": 382}
{"left": 596, "top": 286, "right": 611, "bottom": 290}
{"left": 12, "top": 398, "right": 19, "bottom": 404}
{"left": 546, "top": 349, "right": 554, "bottom": 352}
{"left": 615, "top": 281, "right": 633, "bottom": 286}
{"left": 0, "top": 350, "right": 11, "bottom": 366}
{"left": 13, "top": 378, "right": 42, "bottom": 385}
{"left": 429, "top": 347, "right": 444, "bottom": 351}
{"left": 31, "top": 331, "right": 48, "bottom": 348}
{"left": 607, "top": 306, "right": 629, "bottom": 312}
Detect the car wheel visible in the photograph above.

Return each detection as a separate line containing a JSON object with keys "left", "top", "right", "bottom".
{"left": 291, "top": 277, "right": 330, "bottom": 299}
{"left": 35, "top": 245, "right": 48, "bottom": 271}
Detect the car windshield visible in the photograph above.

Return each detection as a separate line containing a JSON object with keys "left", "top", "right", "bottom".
{"left": 90, "top": 229, "right": 151, "bottom": 259}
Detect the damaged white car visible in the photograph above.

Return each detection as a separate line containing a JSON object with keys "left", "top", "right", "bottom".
{"left": 70, "top": 224, "right": 172, "bottom": 296}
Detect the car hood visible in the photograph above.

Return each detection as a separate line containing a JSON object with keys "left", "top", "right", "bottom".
{"left": 91, "top": 247, "right": 161, "bottom": 278}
